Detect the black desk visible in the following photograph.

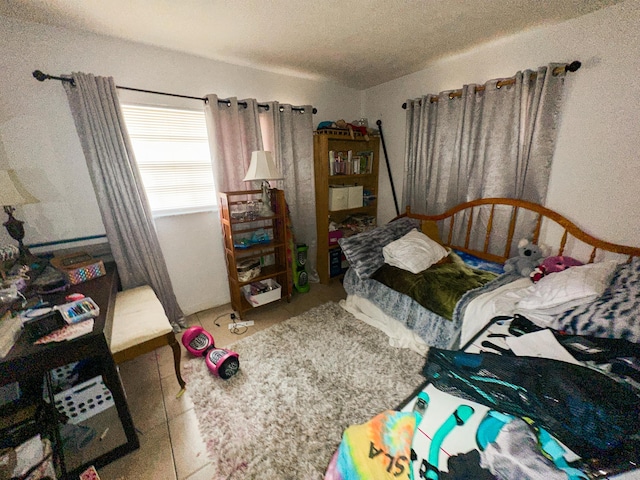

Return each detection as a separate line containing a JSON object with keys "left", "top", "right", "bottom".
{"left": 0, "top": 265, "right": 139, "bottom": 479}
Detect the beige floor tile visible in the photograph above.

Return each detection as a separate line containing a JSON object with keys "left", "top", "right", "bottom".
{"left": 318, "top": 278, "right": 348, "bottom": 303}
{"left": 282, "top": 279, "right": 347, "bottom": 316}
{"left": 124, "top": 372, "right": 167, "bottom": 434}
{"left": 181, "top": 462, "right": 217, "bottom": 480}
{"left": 117, "top": 351, "right": 160, "bottom": 387}
{"left": 161, "top": 371, "right": 195, "bottom": 421}
{"left": 118, "top": 353, "right": 168, "bottom": 434}
{"left": 168, "top": 408, "right": 211, "bottom": 479}
{"left": 98, "top": 421, "right": 176, "bottom": 480}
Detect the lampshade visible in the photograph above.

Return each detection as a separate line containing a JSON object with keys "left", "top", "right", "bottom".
{"left": 0, "top": 170, "right": 38, "bottom": 206}
{"left": 243, "top": 151, "right": 283, "bottom": 182}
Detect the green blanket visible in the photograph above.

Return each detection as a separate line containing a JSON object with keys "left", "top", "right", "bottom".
{"left": 371, "top": 252, "right": 497, "bottom": 320}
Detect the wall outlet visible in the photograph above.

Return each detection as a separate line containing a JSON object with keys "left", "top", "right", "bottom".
{"left": 229, "top": 320, "right": 254, "bottom": 329}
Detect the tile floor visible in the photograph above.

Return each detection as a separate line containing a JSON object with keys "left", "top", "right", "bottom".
{"left": 97, "top": 279, "right": 347, "bottom": 480}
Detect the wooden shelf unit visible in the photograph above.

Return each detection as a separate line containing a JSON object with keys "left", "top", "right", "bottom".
{"left": 313, "top": 131, "right": 380, "bottom": 284}
{"left": 219, "top": 189, "right": 292, "bottom": 317}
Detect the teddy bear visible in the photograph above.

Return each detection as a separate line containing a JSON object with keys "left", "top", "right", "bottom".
{"left": 530, "top": 255, "right": 584, "bottom": 282}
{"left": 503, "top": 239, "right": 544, "bottom": 277}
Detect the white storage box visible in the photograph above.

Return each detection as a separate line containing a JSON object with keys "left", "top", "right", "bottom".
{"left": 53, "top": 375, "right": 114, "bottom": 424}
{"left": 329, "top": 186, "right": 349, "bottom": 211}
{"left": 347, "top": 185, "right": 364, "bottom": 209}
{"left": 242, "top": 279, "right": 281, "bottom": 307}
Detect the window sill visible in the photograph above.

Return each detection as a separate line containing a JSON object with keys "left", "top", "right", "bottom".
{"left": 152, "top": 206, "right": 218, "bottom": 218}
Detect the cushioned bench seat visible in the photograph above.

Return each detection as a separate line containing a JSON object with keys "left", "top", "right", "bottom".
{"left": 109, "top": 285, "right": 186, "bottom": 395}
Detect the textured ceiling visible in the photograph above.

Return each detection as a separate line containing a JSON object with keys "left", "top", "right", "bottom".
{"left": 0, "top": 0, "right": 622, "bottom": 89}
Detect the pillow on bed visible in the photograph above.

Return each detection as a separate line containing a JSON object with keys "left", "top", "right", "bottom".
{"left": 338, "top": 217, "right": 420, "bottom": 279}
{"left": 382, "top": 229, "right": 449, "bottom": 274}
{"left": 516, "top": 260, "right": 618, "bottom": 312}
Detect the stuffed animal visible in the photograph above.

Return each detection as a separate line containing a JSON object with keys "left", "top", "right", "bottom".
{"left": 316, "top": 120, "right": 373, "bottom": 140}
{"left": 530, "top": 255, "right": 584, "bottom": 282}
{"left": 503, "top": 239, "right": 544, "bottom": 277}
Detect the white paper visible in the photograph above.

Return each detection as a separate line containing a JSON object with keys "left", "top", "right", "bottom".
{"left": 505, "top": 329, "right": 581, "bottom": 365}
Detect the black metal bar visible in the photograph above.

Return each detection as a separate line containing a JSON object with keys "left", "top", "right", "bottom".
{"left": 376, "top": 119, "right": 400, "bottom": 216}
{"left": 32, "top": 70, "right": 317, "bottom": 113}
{"left": 117, "top": 85, "right": 207, "bottom": 102}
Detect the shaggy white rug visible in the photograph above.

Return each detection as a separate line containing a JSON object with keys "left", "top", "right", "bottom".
{"left": 183, "top": 301, "right": 426, "bottom": 480}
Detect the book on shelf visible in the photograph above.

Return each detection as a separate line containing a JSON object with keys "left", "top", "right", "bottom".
{"left": 356, "top": 151, "right": 374, "bottom": 174}
{"left": 329, "top": 150, "right": 373, "bottom": 176}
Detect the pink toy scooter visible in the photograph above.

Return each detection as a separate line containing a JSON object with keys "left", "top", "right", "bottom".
{"left": 181, "top": 326, "right": 240, "bottom": 379}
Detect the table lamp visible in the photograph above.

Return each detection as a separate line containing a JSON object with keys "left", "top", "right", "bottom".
{"left": 0, "top": 169, "right": 39, "bottom": 264}
{"left": 242, "top": 151, "right": 283, "bottom": 217}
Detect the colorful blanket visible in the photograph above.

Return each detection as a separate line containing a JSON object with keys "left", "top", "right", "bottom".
{"left": 325, "top": 410, "right": 420, "bottom": 480}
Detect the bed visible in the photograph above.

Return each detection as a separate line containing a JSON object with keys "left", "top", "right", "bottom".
{"left": 338, "top": 197, "right": 640, "bottom": 354}
{"left": 329, "top": 198, "right": 640, "bottom": 480}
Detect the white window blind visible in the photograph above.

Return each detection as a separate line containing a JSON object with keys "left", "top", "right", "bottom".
{"left": 121, "top": 104, "right": 216, "bottom": 216}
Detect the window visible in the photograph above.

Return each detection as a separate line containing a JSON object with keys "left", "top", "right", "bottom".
{"left": 121, "top": 104, "right": 216, "bottom": 216}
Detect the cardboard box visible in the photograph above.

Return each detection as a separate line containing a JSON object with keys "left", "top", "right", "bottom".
{"left": 329, "top": 186, "right": 349, "bottom": 211}
{"left": 242, "top": 279, "right": 281, "bottom": 307}
{"left": 347, "top": 185, "right": 364, "bottom": 209}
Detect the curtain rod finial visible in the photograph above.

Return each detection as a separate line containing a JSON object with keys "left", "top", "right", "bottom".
{"left": 32, "top": 70, "right": 48, "bottom": 82}
{"left": 567, "top": 61, "right": 581, "bottom": 72}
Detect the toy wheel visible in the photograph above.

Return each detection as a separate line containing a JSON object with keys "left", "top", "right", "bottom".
{"left": 220, "top": 357, "right": 239, "bottom": 379}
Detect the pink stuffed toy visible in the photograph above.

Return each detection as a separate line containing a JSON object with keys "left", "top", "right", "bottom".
{"left": 530, "top": 255, "right": 584, "bottom": 282}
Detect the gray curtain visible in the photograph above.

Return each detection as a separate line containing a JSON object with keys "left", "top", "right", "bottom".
{"left": 203, "top": 95, "right": 263, "bottom": 193}
{"left": 63, "top": 73, "right": 186, "bottom": 331}
{"left": 403, "top": 64, "right": 568, "bottom": 215}
{"left": 260, "top": 103, "right": 318, "bottom": 282}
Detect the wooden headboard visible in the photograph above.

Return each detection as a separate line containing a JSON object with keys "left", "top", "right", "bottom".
{"left": 403, "top": 198, "right": 640, "bottom": 265}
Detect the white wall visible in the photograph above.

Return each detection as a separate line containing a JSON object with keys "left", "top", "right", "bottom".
{"left": 364, "top": 0, "right": 640, "bottom": 248}
{"left": 0, "top": 15, "right": 361, "bottom": 314}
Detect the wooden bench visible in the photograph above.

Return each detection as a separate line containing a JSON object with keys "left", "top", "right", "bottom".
{"left": 108, "top": 285, "right": 186, "bottom": 397}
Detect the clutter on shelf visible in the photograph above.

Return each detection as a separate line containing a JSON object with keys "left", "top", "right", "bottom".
{"left": 233, "top": 228, "right": 271, "bottom": 249}
{"left": 331, "top": 214, "right": 376, "bottom": 237}
{"left": 316, "top": 118, "right": 379, "bottom": 140}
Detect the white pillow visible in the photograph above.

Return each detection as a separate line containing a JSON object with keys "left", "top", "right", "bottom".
{"left": 382, "top": 228, "right": 449, "bottom": 274}
{"left": 516, "top": 260, "right": 618, "bottom": 312}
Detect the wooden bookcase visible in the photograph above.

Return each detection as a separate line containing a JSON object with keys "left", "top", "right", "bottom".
{"left": 313, "top": 130, "right": 380, "bottom": 284}
{"left": 219, "top": 189, "right": 292, "bottom": 317}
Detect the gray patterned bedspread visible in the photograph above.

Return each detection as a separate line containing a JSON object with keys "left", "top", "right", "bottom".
{"left": 551, "top": 258, "right": 640, "bottom": 343}
{"left": 342, "top": 266, "right": 519, "bottom": 349}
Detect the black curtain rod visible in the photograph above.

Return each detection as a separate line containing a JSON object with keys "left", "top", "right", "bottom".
{"left": 32, "top": 70, "right": 317, "bottom": 114}
{"left": 401, "top": 60, "right": 581, "bottom": 109}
